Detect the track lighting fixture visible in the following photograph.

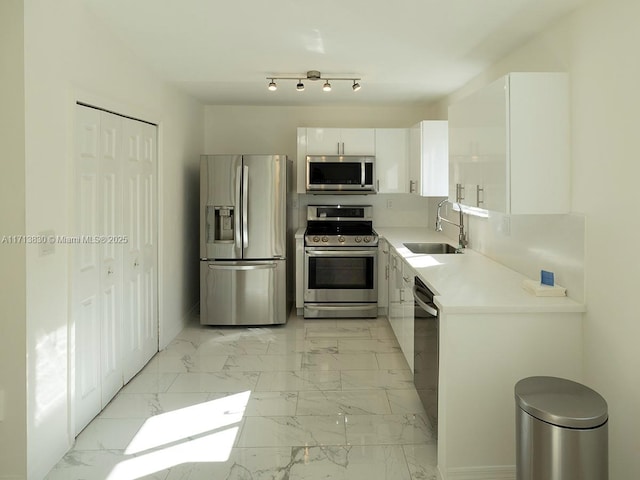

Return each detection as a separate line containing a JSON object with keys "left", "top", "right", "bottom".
{"left": 266, "top": 70, "right": 361, "bottom": 93}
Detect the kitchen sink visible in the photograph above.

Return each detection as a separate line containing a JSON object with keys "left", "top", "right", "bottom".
{"left": 403, "top": 242, "right": 459, "bottom": 254}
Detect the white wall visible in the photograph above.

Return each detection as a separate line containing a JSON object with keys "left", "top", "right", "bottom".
{"left": 431, "top": 199, "right": 586, "bottom": 302}
{"left": 0, "top": 1, "right": 27, "bottom": 478}
{"left": 23, "top": 0, "right": 203, "bottom": 478}
{"left": 204, "top": 105, "right": 435, "bottom": 230}
{"left": 433, "top": 0, "right": 640, "bottom": 477}
{"left": 204, "top": 105, "right": 433, "bottom": 155}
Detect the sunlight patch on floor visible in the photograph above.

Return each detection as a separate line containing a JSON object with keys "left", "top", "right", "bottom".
{"left": 106, "top": 391, "right": 250, "bottom": 479}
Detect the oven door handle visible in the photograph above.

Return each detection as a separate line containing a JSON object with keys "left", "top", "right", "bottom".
{"left": 305, "top": 249, "right": 376, "bottom": 257}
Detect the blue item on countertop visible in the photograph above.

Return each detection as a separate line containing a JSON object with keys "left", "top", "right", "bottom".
{"left": 541, "top": 270, "right": 555, "bottom": 286}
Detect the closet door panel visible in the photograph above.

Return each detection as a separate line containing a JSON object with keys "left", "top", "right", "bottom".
{"left": 98, "top": 112, "right": 124, "bottom": 406}
{"left": 140, "top": 123, "right": 158, "bottom": 363}
{"left": 74, "top": 105, "right": 102, "bottom": 434}
{"left": 122, "top": 118, "right": 158, "bottom": 383}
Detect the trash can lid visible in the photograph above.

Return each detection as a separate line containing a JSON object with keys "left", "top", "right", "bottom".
{"left": 515, "top": 376, "right": 608, "bottom": 429}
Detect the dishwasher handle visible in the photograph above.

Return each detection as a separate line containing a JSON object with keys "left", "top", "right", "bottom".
{"left": 413, "top": 285, "right": 438, "bottom": 317}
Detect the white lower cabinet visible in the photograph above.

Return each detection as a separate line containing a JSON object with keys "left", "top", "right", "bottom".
{"left": 377, "top": 239, "right": 390, "bottom": 315}
{"left": 438, "top": 310, "right": 583, "bottom": 478}
{"left": 295, "top": 234, "right": 304, "bottom": 310}
{"left": 388, "top": 248, "right": 415, "bottom": 372}
{"left": 388, "top": 250, "right": 403, "bottom": 346}
{"left": 401, "top": 265, "right": 415, "bottom": 372}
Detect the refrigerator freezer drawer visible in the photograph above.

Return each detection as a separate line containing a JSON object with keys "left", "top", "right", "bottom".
{"left": 200, "top": 260, "right": 287, "bottom": 325}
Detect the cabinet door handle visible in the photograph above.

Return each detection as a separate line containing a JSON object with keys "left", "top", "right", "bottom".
{"left": 337, "top": 142, "right": 340, "bottom": 154}
{"left": 456, "top": 183, "right": 465, "bottom": 202}
{"left": 409, "top": 180, "right": 416, "bottom": 193}
{"left": 476, "top": 185, "right": 484, "bottom": 206}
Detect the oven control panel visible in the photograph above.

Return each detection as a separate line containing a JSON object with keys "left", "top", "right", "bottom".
{"left": 305, "top": 234, "right": 377, "bottom": 247}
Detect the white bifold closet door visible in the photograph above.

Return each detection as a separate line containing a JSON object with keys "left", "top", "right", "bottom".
{"left": 74, "top": 104, "right": 158, "bottom": 434}
{"left": 122, "top": 115, "right": 158, "bottom": 383}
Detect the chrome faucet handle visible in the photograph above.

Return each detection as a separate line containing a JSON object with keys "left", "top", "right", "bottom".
{"left": 435, "top": 198, "right": 448, "bottom": 232}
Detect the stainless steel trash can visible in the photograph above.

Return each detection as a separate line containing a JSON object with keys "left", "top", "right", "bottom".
{"left": 515, "top": 376, "right": 608, "bottom": 480}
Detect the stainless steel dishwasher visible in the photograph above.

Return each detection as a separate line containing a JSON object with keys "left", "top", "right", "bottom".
{"left": 413, "top": 276, "right": 439, "bottom": 433}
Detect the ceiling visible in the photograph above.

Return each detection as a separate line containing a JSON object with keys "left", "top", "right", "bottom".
{"left": 83, "top": 0, "right": 585, "bottom": 107}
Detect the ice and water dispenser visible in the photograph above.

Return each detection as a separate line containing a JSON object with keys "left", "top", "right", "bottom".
{"left": 207, "top": 206, "right": 235, "bottom": 243}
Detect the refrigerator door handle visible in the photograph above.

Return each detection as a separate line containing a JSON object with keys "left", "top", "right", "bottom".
{"left": 208, "top": 262, "right": 277, "bottom": 271}
{"left": 242, "top": 165, "right": 249, "bottom": 248}
{"left": 235, "top": 165, "right": 242, "bottom": 250}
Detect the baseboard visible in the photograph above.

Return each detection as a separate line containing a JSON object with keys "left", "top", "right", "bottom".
{"left": 445, "top": 465, "right": 515, "bottom": 480}
{"left": 160, "top": 300, "right": 199, "bottom": 349}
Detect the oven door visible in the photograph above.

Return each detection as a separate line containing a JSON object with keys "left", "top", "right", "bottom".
{"left": 304, "top": 247, "right": 377, "bottom": 302}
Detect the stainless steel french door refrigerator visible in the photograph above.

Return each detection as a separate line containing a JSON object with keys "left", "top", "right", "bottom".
{"left": 200, "top": 154, "right": 288, "bottom": 325}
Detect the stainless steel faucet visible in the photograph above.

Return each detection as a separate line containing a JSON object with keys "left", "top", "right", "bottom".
{"left": 436, "top": 198, "right": 468, "bottom": 250}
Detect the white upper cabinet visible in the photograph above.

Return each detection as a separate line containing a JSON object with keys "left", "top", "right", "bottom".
{"left": 448, "top": 72, "right": 570, "bottom": 214}
{"left": 409, "top": 121, "right": 449, "bottom": 197}
{"left": 297, "top": 127, "right": 377, "bottom": 193}
{"left": 306, "top": 128, "right": 376, "bottom": 155}
{"left": 375, "top": 128, "right": 409, "bottom": 193}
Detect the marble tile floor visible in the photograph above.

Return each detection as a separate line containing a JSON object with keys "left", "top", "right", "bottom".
{"left": 46, "top": 312, "right": 438, "bottom": 480}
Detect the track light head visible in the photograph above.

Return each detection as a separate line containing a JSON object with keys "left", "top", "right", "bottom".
{"left": 266, "top": 71, "right": 360, "bottom": 93}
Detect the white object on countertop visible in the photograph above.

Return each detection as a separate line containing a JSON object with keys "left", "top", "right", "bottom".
{"left": 522, "top": 279, "right": 567, "bottom": 297}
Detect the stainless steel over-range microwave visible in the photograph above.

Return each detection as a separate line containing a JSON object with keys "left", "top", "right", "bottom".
{"left": 306, "top": 155, "right": 376, "bottom": 194}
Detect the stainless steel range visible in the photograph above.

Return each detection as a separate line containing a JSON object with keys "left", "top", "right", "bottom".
{"left": 304, "top": 205, "right": 378, "bottom": 318}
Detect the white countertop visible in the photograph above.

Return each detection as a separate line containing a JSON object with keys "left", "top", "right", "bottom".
{"left": 295, "top": 227, "right": 306, "bottom": 238}
{"left": 377, "top": 227, "right": 585, "bottom": 315}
